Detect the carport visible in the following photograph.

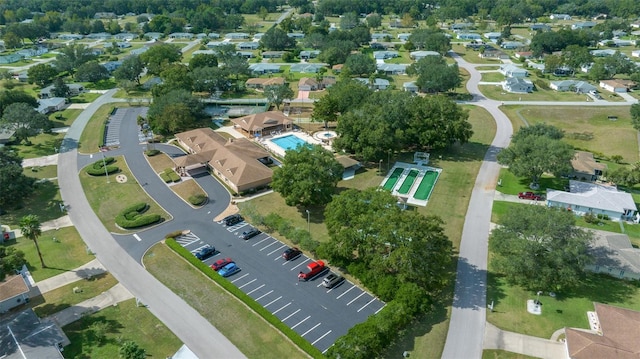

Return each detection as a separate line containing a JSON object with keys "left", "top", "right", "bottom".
{"left": 172, "top": 151, "right": 214, "bottom": 176}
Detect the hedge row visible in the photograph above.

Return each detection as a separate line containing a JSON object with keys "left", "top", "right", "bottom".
{"left": 163, "top": 168, "right": 181, "bottom": 182}
{"left": 115, "top": 202, "right": 162, "bottom": 229}
{"left": 145, "top": 149, "right": 160, "bottom": 156}
{"left": 188, "top": 194, "right": 207, "bottom": 206}
{"left": 159, "top": 172, "right": 172, "bottom": 183}
{"left": 85, "top": 157, "right": 119, "bottom": 176}
{"left": 165, "top": 238, "right": 324, "bottom": 359}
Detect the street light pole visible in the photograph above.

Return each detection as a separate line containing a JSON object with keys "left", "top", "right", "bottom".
{"left": 379, "top": 159, "right": 383, "bottom": 175}
{"left": 99, "top": 146, "right": 110, "bottom": 183}
{"left": 306, "top": 209, "right": 310, "bottom": 236}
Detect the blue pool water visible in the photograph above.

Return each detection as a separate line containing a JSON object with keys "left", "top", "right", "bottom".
{"left": 271, "top": 134, "right": 310, "bottom": 151}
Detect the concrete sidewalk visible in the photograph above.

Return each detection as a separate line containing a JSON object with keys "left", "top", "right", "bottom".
{"left": 35, "top": 258, "right": 107, "bottom": 294}
{"left": 22, "top": 154, "right": 58, "bottom": 167}
{"left": 484, "top": 323, "right": 566, "bottom": 359}
{"left": 48, "top": 283, "right": 134, "bottom": 327}
{"left": 494, "top": 191, "right": 546, "bottom": 205}
{"left": 11, "top": 215, "right": 74, "bottom": 238}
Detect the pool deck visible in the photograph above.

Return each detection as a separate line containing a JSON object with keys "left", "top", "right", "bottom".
{"left": 259, "top": 130, "right": 332, "bottom": 158}
{"left": 381, "top": 162, "right": 442, "bottom": 207}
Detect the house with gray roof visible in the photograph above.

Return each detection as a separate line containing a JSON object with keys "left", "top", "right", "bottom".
{"left": 356, "top": 77, "right": 390, "bottom": 90}
{"left": 262, "top": 51, "right": 285, "bottom": 59}
{"left": 299, "top": 50, "right": 320, "bottom": 60}
{"left": 458, "top": 33, "right": 482, "bottom": 40}
{"left": 587, "top": 231, "right": 640, "bottom": 280}
{"left": 236, "top": 51, "right": 254, "bottom": 58}
{"left": 572, "top": 21, "right": 596, "bottom": 30}
{"left": 169, "top": 32, "right": 194, "bottom": 39}
{"left": 530, "top": 24, "right": 551, "bottom": 31}
{"left": 371, "top": 33, "right": 389, "bottom": 41}
{"left": 590, "top": 49, "right": 617, "bottom": 57}
{"left": 114, "top": 32, "right": 136, "bottom": 40}
{"left": 287, "top": 32, "right": 305, "bottom": 39}
{"left": 40, "top": 83, "right": 85, "bottom": 99}
{"left": 144, "top": 32, "right": 163, "bottom": 40}
{"left": 0, "top": 308, "right": 69, "bottom": 358}
{"left": 502, "top": 77, "right": 533, "bottom": 93}
{"left": 376, "top": 63, "right": 407, "bottom": 75}
{"left": 85, "top": 32, "right": 112, "bottom": 40}
{"left": 500, "top": 41, "right": 525, "bottom": 49}
{"left": 236, "top": 41, "right": 259, "bottom": 50}
{"left": 225, "top": 32, "right": 250, "bottom": 40}
{"left": 0, "top": 54, "right": 22, "bottom": 64}
{"left": 37, "top": 97, "right": 66, "bottom": 114}
{"left": 397, "top": 33, "right": 411, "bottom": 41}
{"left": 410, "top": 50, "right": 440, "bottom": 61}
{"left": 129, "top": 47, "right": 149, "bottom": 56}
{"left": 550, "top": 14, "right": 572, "bottom": 20}
{"left": 102, "top": 60, "right": 122, "bottom": 72}
{"left": 499, "top": 64, "right": 528, "bottom": 78}
{"left": 547, "top": 180, "right": 637, "bottom": 221}
{"left": 403, "top": 81, "right": 418, "bottom": 93}
{"left": 483, "top": 32, "right": 502, "bottom": 41}
{"left": 550, "top": 80, "right": 597, "bottom": 93}
{"left": 289, "top": 63, "right": 326, "bottom": 73}
{"left": 253, "top": 33, "right": 265, "bottom": 41}
{"left": 206, "top": 41, "right": 226, "bottom": 48}
{"left": 373, "top": 50, "right": 399, "bottom": 60}
{"left": 57, "top": 33, "right": 84, "bottom": 40}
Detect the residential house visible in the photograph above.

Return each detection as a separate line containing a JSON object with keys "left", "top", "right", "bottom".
{"left": 550, "top": 80, "right": 597, "bottom": 94}
{"left": 397, "top": 33, "right": 411, "bottom": 41}
{"left": 331, "top": 64, "right": 343, "bottom": 74}
{"left": 632, "top": 21, "right": 640, "bottom": 29}
{"left": 17, "top": 47, "right": 48, "bottom": 58}
{"left": 0, "top": 128, "right": 15, "bottom": 145}
{"left": 336, "top": 156, "right": 362, "bottom": 180}
{"left": 104, "top": 41, "right": 132, "bottom": 49}
{"left": 287, "top": 33, "right": 305, "bottom": 39}
{"left": 502, "top": 77, "right": 533, "bottom": 93}
{"left": 262, "top": 51, "right": 285, "bottom": 59}
{"left": 129, "top": 46, "right": 149, "bottom": 56}
{"left": 546, "top": 180, "right": 637, "bottom": 221}
{"left": 376, "top": 63, "right": 407, "bottom": 75}
{"left": 572, "top": 21, "right": 596, "bottom": 30}
{"left": 410, "top": 50, "right": 440, "bottom": 61}
{"left": 289, "top": 63, "right": 326, "bottom": 73}
{"left": 114, "top": 32, "right": 136, "bottom": 40}
{"left": 207, "top": 33, "right": 220, "bottom": 39}
{"left": 632, "top": 50, "right": 640, "bottom": 58}
{"left": 373, "top": 50, "right": 399, "bottom": 60}
{"left": 236, "top": 51, "right": 254, "bottom": 59}
{"left": 457, "top": 33, "right": 482, "bottom": 41}
{"left": 37, "top": 97, "right": 66, "bottom": 114}
{"left": 0, "top": 274, "right": 30, "bottom": 313}
{"left": 206, "top": 42, "right": 226, "bottom": 49}
{"left": 299, "top": 50, "right": 320, "bottom": 60}
{"left": 39, "top": 83, "right": 85, "bottom": 99}
{"left": 515, "top": 51, "right": 534, "bottom": 59}
{"left": 598, "top": 38, "right": 635, "bottom": 47}
{"left": 550, "top": 14, "right": 571, "bottom": 20}
{"left": 16, "top": 71, "right": 28, "bottom": 82}
{"left": 483, "top": 32, "right": 502, "bottom": 41}
{"left": 85, "top": 32, "right": 112, "bottom": 40}
{"left": 370, "top": 42, "right": 394, "bottom": 50}
{"left": 101, "top": 60, "right": 122, "bottom": 72}
{"left": 403, "top": 81, "right": 418, "bottom": 93}
{"left": 356, "top": 77, "right": 390, "bottom": 90}
{"left": 371, "top": 33, "right": 389, "bottom": 41}
{"left": 298, "top": 77, "right": 320, "bottom": 91}
{"left": 169, "top": 32, "right": 194, "bottom": 40}
{"left": 245, "top": 77, "right": 285, "bottom": 90}
{"left": 252, "top": 33, "right": 264, "bottom": 41}
{"left": 141, "top": 76, "right": 162, "bottom": 90}
{"left": 500, "top": 41, "right": 525, "bottom": 50}
{"left": 450, "top": 23, "right": 473, "bottom": 31}
{"left": 599, "top": 79, "right": 637, "bottom": 93}
{"left": 230, "top": 111, "right": 293, "bottom": 138}
{"left": 479, "top": 47, "right": 509, "bottom": 59}
{"left": 144, "top": 32, "right": 163, "bottom": 40}
{"left": 499, "top": 64, "right": 528, "bottom": 78}
{"left": 94, "top": 12, "right": 116, "bottom": 19}
{"left": 571, "top": 151, "right": 607, "bottom": 180}
{"left": 0, "top": 309, "right": 69, "bottom": 358}
{"left": 236, "top": 42, "right": 259, "bottom": 50}
{"left": 225, "top": 32, "right": 250, "bottom": 40}
{"left": 57, "top": 33, "right": 84, "bottom": 40}
{"left": 175, "top": 128, "right": 274, "bottom": 193}
{"left": 530, "top": 24, "right": 551, "bottom": 31}
{"left": 248, "top": 63, "right": 282, "bottom": 75}
{"left": 591, "top": 49, "right": 618, "bottom": 57}
{"left": 587, "top": 232, "right": 640, "bottom": 280}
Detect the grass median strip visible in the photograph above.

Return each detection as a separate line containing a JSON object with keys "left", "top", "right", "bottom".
{"left": 143, "top": 241, "right": 315, "bottom": 359}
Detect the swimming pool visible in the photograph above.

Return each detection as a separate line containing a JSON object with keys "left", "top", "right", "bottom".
{"left": 271, "top": 134, "right": 310, "bottom": 152}
{"left": 414, "top": 170, "right": 439, "bottom": 200}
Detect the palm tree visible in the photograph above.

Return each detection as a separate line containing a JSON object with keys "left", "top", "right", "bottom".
{"left": 19, "top": 214, "right": 46, "bottom": 268}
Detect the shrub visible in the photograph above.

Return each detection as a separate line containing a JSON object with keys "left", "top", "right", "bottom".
{"left": 610, "top": 155, "right": 623, "bottom": 164}
{"left": 145, "top": 149, "right": 160, "bottom": 156}
{"left": 165, "top": 230, "right": 185, "bottom": 239}
{"left": 85, "top": 157, "right": 119, "bottom": 176}
{"left": 115, "top": 202, "right": 162, "bottom": 229}
{"left": 188, "top": 194, "right": 207, "bottom": 206}
{"left": 163, "top": 168, "right": 181, "bottom": 182}
{"left": 533, "top": 79, "right": 549, "bottom": 91}
{"left": 159, "top": 173, "right": 171, "bottom": 183}
{"left": 262, "top": 212, "right": 284, "bottom": 233}
{"left": 584, "top": 212, "right": 599, "bottom": 224}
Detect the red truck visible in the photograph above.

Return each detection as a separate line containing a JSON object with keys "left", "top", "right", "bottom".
{"left": 298, "top": 260, "right": 326, "bottom": 281}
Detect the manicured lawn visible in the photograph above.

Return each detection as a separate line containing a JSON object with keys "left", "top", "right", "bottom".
{"left": 49, "top": 108, "right": 82, "bottom": 127}
{"left": 145, "top": 152, "right": 177, "bottom": 173}
{"left": 483, "top": 349, "right": 540, "bottom": 359}
{"left": 8, "top": 132, "right": 65, "bottom": 159}
{"left": 0, "top": 179, "right": 63, "bottom": 227}
{"left": 79, "top": 156, "right": 171, "bottom": 233}
{"left": 501, "top": 106, "right": 638, "bottom": 163}
{"left": 486, "top": 271, "right": 640, "bottom": 338}
{"left": 0, "top": 226, "right": 93, "bottom": 281}
{"left": 22, "top": 165, "right": 58, "bottom": 179}
{"left": 452, "top": 44, "right": 503, "bottom": 64}
{"left": 480, "top": 84, "right": 589, "bottom": 102}
{"left": 171, "top": 179, "right": 207, "bottom": 206}
{"left": 31, "top": 273, "right": 118, "bottom": 317}
{"left": 480, "top": 72, "right": 505, "bottom": 82}
{"left": 496, "top": 168, "right": 568, "bottom": 195}
{"left": 78, "top": 103, "right": 131, "bottom": 154}
{"left": 70, "top": 92, "right": 101, "bottom": 103}
{"left": 143, "top": 243, "right": 307, "bottom": 358}
{"left": 62, "top": 299, "right": 182, "bottom": 359}
{"left": 112, "top": 88, "right": 152, "bottom": 98}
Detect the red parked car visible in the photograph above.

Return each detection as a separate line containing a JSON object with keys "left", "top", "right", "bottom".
{"left": 211, "top": 257, "right": 233, "bottom": 271}
{"left": 518, "top": 192, "right": 544, "bottom": 201}
{"left": 298, "top": 260, "right": 326, "bottom": 281}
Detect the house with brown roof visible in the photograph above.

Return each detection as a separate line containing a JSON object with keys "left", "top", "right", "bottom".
{"left": 175, "top": 128, "right": 273, "bottom": 193}
{"left": 245, "top": 77, "right": 285, "bottom": 90}
{"left": 565, "top": 303, "right": 640, "bottom": 359}
{"left": 0, "top": 274, "right": 30, "bottom": 313}
{"left": 230, "top": 111, "right": 293, "bottom": 137}
{"left": 571, "top": 151, "right": 606, "bottom": 181}
{"left": 599, "top": 79, "right": 637, "bottom": 93}
{"left": 298, "top": 77, "right": 320, "bottom": 91}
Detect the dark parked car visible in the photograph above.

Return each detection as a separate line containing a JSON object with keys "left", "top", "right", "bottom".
{"left": 195, "top": 245, "right": 216, "bottom": 260}
{"left": 224, "top": 214, "right": 243, "bottom": 226}
{"left": 240, "top": 228, "right": 261, "bottom": 240}
{"left": 322, "top": 273, "right": 345, "bottom": 289}
{"left": 518, "top": 191, "right": 544, "bottom": 201}
{"left": 211, "top": 257, "right": 233, "bottom": 271}
{"left": 282, "top": 247, "right": 302, "bottom": 261}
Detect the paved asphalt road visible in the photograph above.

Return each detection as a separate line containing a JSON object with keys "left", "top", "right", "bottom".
{"left": 58, "top": 92, "right": 247, "bottom": 358}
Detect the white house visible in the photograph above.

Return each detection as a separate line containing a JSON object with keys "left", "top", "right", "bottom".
{"left": 457, "top": 33, "right": 482, "bottom": 40}
{"left": 546, "top": 181, "right": 637, "bottom": 221}
{"left": 114, "top": 32, "right": 136, "bottom": 40}
{"left": 500, "top": 41, "right": 525, "bottom": 50}
{"left": 299, "top": 50, "right": 320, "bottom": 59}
{"left": 591, "top": 49, "right": 617, "bottom": 57}
{"left": 632, "top": 50, "right": 640, "bottom": 58}
{"left": 373, "top": 50, "right": 399, "bottom": 60}
{"left": 550, "top": 14, "right": 572, "bottom": 20}
{"left": 225, "top": 32, "right": 250, "bottom": 40}
{"left": 502, "top": 77, "right": 533, "bottom": 93}
{"left": 356, "top": 77, "right": 390, "bottom": 90}
{"left": 236, "top": 41, "right": 259, "bottom": 50}
{"left": 376, "top": 63, "right": 407, "bottom": 75}
{"left": 550, "top": 80, "right": 597, "bottom": 93}
{"left": 599, "top": 79, "right": 637, "bottom": 93}
{"left": 572, "top": 21, "right": 596, "bottom": 30}
{"left": 403, "top": 81, "right": 418, "bottom": 93}
{"left": 483, "top": 32, "right": 502, "bottom": 41}
{"left": 169, "top": 32, "right": 194, "bottom": 39}
{"left": 397, "top": 33, "right": 411, "bottom": 41}
{"left": 0, "top": 274, "right": 31, "bottom": 313}
{"left": 409, "top": 50, "right": 440, "bottom": 61}
{"left": 37, "top": 97, "right": 66, "bottom": 114}
{"left": 499, "top": 64, "right": 528, "bottom": 78}
{"left": 587, "top": 231, "right": 640, "bottom": 281}
{"left": 58, "top": 33, "right": 84, "bottom": 40}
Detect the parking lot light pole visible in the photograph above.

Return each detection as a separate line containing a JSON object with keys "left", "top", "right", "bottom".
{"left": 379, "top": 159, "right": 383, "bottom": 175}
{"left": 306, "top": 209, "right": 310, "bottom": 236}
{"left": 99, "top": 146, "right": 110, "bottom": 183}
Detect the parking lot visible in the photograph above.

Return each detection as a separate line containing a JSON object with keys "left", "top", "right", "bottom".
{"left": 175, "top": 220, "right": 386, "bottom": 353}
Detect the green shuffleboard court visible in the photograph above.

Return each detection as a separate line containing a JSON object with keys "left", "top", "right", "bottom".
{"left": 383, "top": 167, "right": 405, "bottom": 190}
{"left": 398, "top": 169, "right": 419, "bottom": 194}
{"left": 414, "top": 170, "right": 439, "bottom": 200}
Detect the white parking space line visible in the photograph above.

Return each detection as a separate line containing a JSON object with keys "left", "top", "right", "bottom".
{"left": 291, "top": 315, "right": 310, "bottom": 329}
{"left": 259, "top": 240, "right": 279, "bottom": 251}
{"left": 275, "top": 255, "right": 284, "bottom": 262}
{"left": 133, "top": 234, "right": 142, "bottom": 242}
{"left": 375, "top": 303, "right": 387, "bottom": 314}
{"left": 246, "top": 284, "right": 265, "bottom": 296}
{"left": 264, "top": 296, "right": 282, "bottom": 308}
{"left": 281, "top": 309, "right": 301, "bottom": 322}
{"left": 267, "top": 244, "right": 286, "bottom": 256}
{"left": 357, "top": 298, "right": 377, "bottom": 312}
{"left": 301, "top": 322, "right": 321, "bottom": 337}
{"left": 347, "top": 292, "right": 367, "bottom": 306}
{"left": 311, "top": 330, "right": 332, "bottom": 345}
{"left": 322, "top": 346, "right": 332, "bottom": 354}
{"left": 336, "top": 285, "right": 356, "bottom": 299}
{"left": 238, "top": 278, "right": 257, "bottom": 289}
{"left": 290, "top": 258, "right": 310, "bottom": 271}
{"left": 272, "top": 302, "right": 291, "bottom": 315}
{"left": 255, "top": 290, "right": 273, "bottom": 301}
{"left": 231, "top": 273, "right": 249, "bottom": 283}
{"left": 317, "top": 282, "right": 325, "bottom": 287}
{"left": 252, "top": 237, "right": 270, "bottom": 247}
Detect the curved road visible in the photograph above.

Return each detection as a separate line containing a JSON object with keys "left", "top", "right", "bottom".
{"left": 58, "top": 90, "right": 246, "bottom": 358}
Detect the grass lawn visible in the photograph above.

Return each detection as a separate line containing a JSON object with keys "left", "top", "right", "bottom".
{"left": 452, "top": 44, "right": 503, "bottom": 64}
{"left": 112, "top": 88, "right": 152, "bottom": 98}
{"left": 78, "top": 103, "right": 130, "bottom": 154}
{"left": 171, "top": 179, "right": 207, "bottom": 206}
{"left": 7, "top": 132, "right": 65, "bottom": 159}
{"left": 22, "top": 165, "right": 58, "bottom": 179}
{"left": 62, "top": 299, "right": 182, "bottom": 359}
{"left": 31, "top": 273, "right": 118, "bottom": 317}
{"left": 49, "top": 108, "right": 82, "bottom": 127}
{"left": 496, "top": 168, "right": 568, "bottom": 195}
{"left": 482, "top": 350, "right": 539, "bottom": 359}
{"left": 486, "top": 271, "right": 640, "bottom": 338}
{"left": 146, "top": 152, "right": 178, "bottom": 173}
{"left": 481, "top": 72, "right": 505, "bottom": 82}
{"left": 143, "top": 243, "right": 307, "bottom": 359}
{"left": 0, "top": 226, "right": 93, "bottom": 281}
{"left": 501, "top": 106, "right": 638, "bottom": 162}
{"left": 480, "top": 84, "right": 589, "bottom": 102}
{"left": 79, "top": 156, "right": 171, "bottom": 233}
{"left": 0, "top": 179, "right": 63, "bottom": 227}
{"left": 70, "top": 92, "right": 101, "bottom": 103}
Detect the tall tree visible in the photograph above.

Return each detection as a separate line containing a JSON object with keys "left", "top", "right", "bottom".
{"left": 189, "top": 53, "right": 218, "bottom": 69}
{"left": 311, "top": 79, "right": 371, "bottom": 128}
{"left": 114, "top": 55, "right": 144, "bottom": 85}
{"left": 55, "top": 44, "right": 97, "bottom": 76}
{"left": 0, "top": 148, "right": 35, "bottom": 210}
{"left": 271, "top": 145, "right": 343, "bottom": 207}
{"left": 631, "top": 104, "right": 640, "bottom": 131}
{"left": 18, "top": 215, "right": 45, "bottom": 268}
{"left": 119, "top": 340, "right": 146, "bottom": 359}
{"left": 497, "top": 124, "right": 574, "bottom": 188}
{"left": 407, "top": 55, "right": 461, "bottom": 93}
{"left": 490, "top": 205, "right": 593, "bottom": 291}
{"left": 190, "top": 66, "right": 231, "bottom": 96}
{"left": 75, "top": 61, "right": 110, "bottom": 83}
{"left": 147, "top": 89, "right": 203, "bottom": 135}
{"left": 260, "top": 26, "right": 296, "bottom": 51}
{"left": 343, "top": 53, "right": 376, "bottom": 77}
{"left": 264, "top": 84, "right": 294, "bottom": 110}
{"left": 408, "top": 29, "right": 451, "bottom": 54}
{"left": 27, "top": 64, "right": 58, "bottom": 87}
{"left": 0, "top": 90, "right": 37, "bottom": 118}
{"left": 139, "top": 44, "right": 182, "bottom": 75}
{"left": 0, "top": 102, "right": 51, "bottom": 144}
{"left": 51, "top": 77, "right": 70, "bottom": 98}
